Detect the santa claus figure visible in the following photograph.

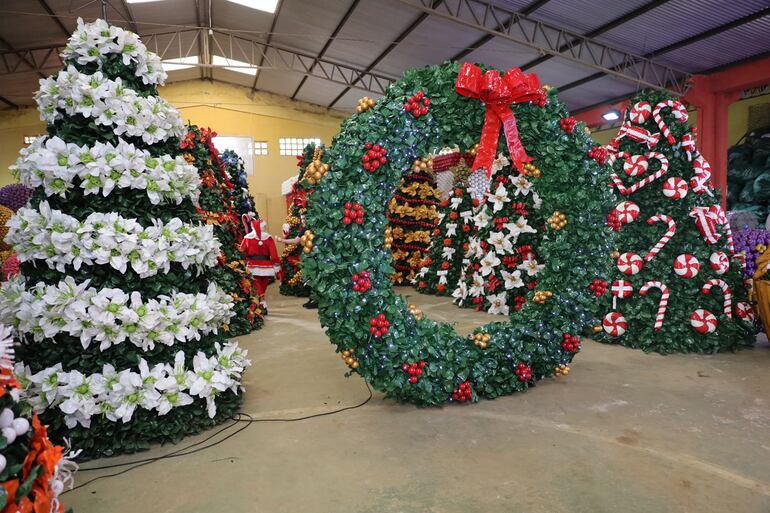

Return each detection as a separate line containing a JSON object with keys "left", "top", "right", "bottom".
{"left": 240, "top": 215, "right": 282, "bottom": 313}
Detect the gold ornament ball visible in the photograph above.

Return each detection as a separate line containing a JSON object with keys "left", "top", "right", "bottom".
{"left": 610, "top": 250, "right": 620, "bottom": 259}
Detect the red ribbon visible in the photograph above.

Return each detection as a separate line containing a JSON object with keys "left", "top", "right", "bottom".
{"left": 455, "top": 63, "right": 542, "bottom": 177}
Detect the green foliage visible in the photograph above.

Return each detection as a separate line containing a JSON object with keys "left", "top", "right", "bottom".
{"left": 601, "top": 89, "right": 752, "bottom": 353}
{"left": 303, "top": 62, "right": 615, "bottom": 405}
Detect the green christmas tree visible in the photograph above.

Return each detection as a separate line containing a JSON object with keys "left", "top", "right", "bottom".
{"left": 181, "top": 126, "right": 264, "bottom": 335}
{"left": 601, "top": 89, "right": 753, "bottom": 353}
{"left": 387, "top": 158, "right": 441, "bottom": 284}
{"left": 1, "top": 19, "right": 250, "bottom": 457}
{"left": 414, "top": 170, "right": 479, "bottom": 296}
{"left": 453, "top": 156, "right": 544, "bottom": 314}
{"left": 222, "top": 149, "right": 257, "bottom": 221}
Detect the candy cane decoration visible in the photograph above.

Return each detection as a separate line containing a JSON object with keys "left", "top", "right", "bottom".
{"left": 610, "top": 152, "right": 669, "bottom": 195}
{"left": 713, "top": 206, "right": 735, "bottom": 255}
{"left": 241, "top": 213, "right": 253, "bottom": 234}
{"left": 702, "top": 279, "right": 732, "bottom": 319}
{"left": 653, "top": 100, "right": 688, "bottom": 145}
{"left": 644, "top": 214, "right": 677, "bottom": 262}
{"left": 639, "top": 281, "right": 669, "bottom": 331}
{"left": 680, "top": 133, "right": 697, "bottom": 161}
{"left": 691, "top": 154, "right": 714, "bottom": 196}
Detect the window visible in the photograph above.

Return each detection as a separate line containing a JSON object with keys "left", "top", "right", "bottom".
{"left": 251, "top": 141, "right": 268, "bottom": 156}
{"left": 212, "top": 55, "right": 257, "bottom": 76}
{"left": 279, "top": 138, "right": 321, "bottom": 156}
{"left": 23, "top": 135, "right": 43, "bottom": 145}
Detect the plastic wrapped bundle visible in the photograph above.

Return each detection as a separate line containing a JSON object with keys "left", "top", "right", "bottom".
{"left": 0, "top": 184, "right": 32, "bottom": 211}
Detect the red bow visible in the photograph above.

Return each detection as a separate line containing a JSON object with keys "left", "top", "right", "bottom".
{"left": 455, "top": 63, "right": 542, "bottom": 177}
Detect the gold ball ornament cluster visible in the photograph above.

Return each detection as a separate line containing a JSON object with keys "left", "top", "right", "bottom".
{"left": 533, "top": 290, "right": 553, "bottom": 304}
{"left": 522, "top": 162, "right": 541, "bottom": 178}
{"left": 610, "top": 250, "right": 620, "bottom": 259}
{"left": 300, "top": 230, "right": 314, "bottom": 253}
{"left": 470, "top": 332, "right": 491, "bottom": 349}
{"left": 554, "top": 364, "right": 570, "bottom": 377}
{"left": 756, "top": 244, "right": 767, "bottom": 254}
{"left": 304, "top": 148, "right": 330, "bottom": 186}
{"left": 384, "top": 226, "right": 394, "bottom": 249}
{"left": 408, "top": 303, "right": 423, "bottom": 321}
{"left": 411, "top": 157, "right": 433, "bottom": 173}
{"left": 341, "top": 348, "right": 359, "bottom": 369}
{"left": 356, "top": 96, "right": 376, "bottom": 113}
{"left": 592, "top": 325, "right": 603, "bottom": 334}
{"left": 548, "top": 211, "right": 567, "bottom": 230}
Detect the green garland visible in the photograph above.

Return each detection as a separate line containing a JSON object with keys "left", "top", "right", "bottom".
{"left": 303, "top": 62, "right": 615, "bottom": 405}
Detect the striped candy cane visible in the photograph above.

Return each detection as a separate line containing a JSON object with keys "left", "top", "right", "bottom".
{"left": 691, "top": 154, "right": 714, "bottom": 196}
{"left": 702, "top": 279, "right": 732, "bottom": 319}
{"left": 639, "top": 281, "right": 669, "bottom": 331}
{"left": 713, "top": 206, "right": 735, "bottom": 254}
{"left": 653, "top": 100, "right": 688, "bottom": 145}
{"left": 610, "top": 151, "right": 669, "bottom": 195}
{"left": 644, "top": 214, "right": 677, "bottom": 262}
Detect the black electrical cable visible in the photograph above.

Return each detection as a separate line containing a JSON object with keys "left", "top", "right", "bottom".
{"left": 65, "top": 382, "right": 373, "bottom": 491}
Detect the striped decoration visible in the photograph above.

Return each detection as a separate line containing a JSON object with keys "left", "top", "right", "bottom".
{"left": 644, "top": 214, "right": 677, "bottom": 262}
{"left": 702, "top": 279, "right": 733, "bottom": 319}
{"left": 610, "top": 151, "right": 669, "bottom": 195}
{"left": 652, "top": 100, "right": 688, "bottom": 145}
{"left": 639, "top": 281, "right": 669, "bottom": 331}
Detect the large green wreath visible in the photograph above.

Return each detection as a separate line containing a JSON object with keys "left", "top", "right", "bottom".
{"left": 303, "top": 62, "right": 615, "bottom": 406}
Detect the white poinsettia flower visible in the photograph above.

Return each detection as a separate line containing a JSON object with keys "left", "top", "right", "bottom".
{"left": 506, "top": 216, "right": 537, "bottom": 240}
{"left": 486, "top": 293, "right": 509, "bottom": 315}
{"left": 468, "top": 273, "right": 485, "bottom": 297}
{"left": 491, "top": 154, "right": 510, "bottom": 174}
{"left": 479, "top": 251, "right": 501, "bottom": 276}
{"left": 487, "top": 231, "right": 513, "bottom": 254}
{"left": 489, "top": 183, "right": 510, "bottom": 212}
{"left": 511, "top": 176, "right": 532, "bottom": 196}
{"left": 452, "top": 281, "right": 468, "bottom": 301}
{"left": 58, "top": 370, "right": 106, "bottom": 428}
{"left": 29, "top": 363, "right": 63, "bottom": 406}
{"left": 501, "top": 269, "right": 524, "bottom": 289}
{"left": 474, "top": 210, "right": 490, "bottom": 230}
{"left": 531, "top": 191, "right": 543, "bottom": 210}
{"left": 518, "top": 256, "right": 545, "bottom": 276}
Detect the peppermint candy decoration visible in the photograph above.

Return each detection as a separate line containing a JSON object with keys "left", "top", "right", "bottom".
{"left": 611, "top": 280, "right": 634, "bottom": 299}
{"left": 623, "top": 154, "right": 648, "bottom": 177}
{"left": 615, "top": 201, "right": 640, "bottom": 225}
{"left": 629, "top": 101, "right": 652, "bottom": 124}
{"left": 690, "top": 309, "right": 717, "bottom": 334}
{"left": 673, "top": 253, "right": 700, "bottom": 279}
{"left": 602, "top": 312, "right": 627, "bottom": 337}
{"left": 709, "top": 251, "right": 729, "bottom": 274}
{"left": 662, "top": 177, "right": 688, "bottom": 199}
{"left": 617, "top": 252, "right": 643, "bottom": 275}
{"left": 735, "top": 301, "right": 755, "bottom": 322}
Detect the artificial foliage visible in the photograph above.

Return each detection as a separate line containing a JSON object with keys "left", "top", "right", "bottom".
{"left": 453, "top": 157, "right": 544, "bottom": 314}
{"left": 302, "top": 61, "right": 615, "bottom": 406}
{"left": 414, "top": 179, "right": 479, "bottom": 296}
{"left": 181, "top": 127, "right": 264, "bottom": 335}
{"left": 221, "top": 149, "right": 257, "bottom": 220}
{"left": 601, "top": 89, "right": 753, "bottom": 353}
{"left": 387, "top": 160, "right": 440, "bottom": 284}
{"left": 0, "top": 19, "right": 250, "bottom": 457}
{"left": 279, "top": 144, "right": 318, "bottom": 297}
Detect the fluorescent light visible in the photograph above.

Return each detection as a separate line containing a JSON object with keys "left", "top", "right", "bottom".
{"left": 126, "top": 0, "right": 165, "bottom": 3}
{"left": 212, "top": 55, "right": 257, "bottom": 76}
{"left": 162, "top": 56, "right": 199, "bottom": 72}
{"left": 227, "top": 0, "right": 279, "bottom": 13}
{"left": 602, "top": 109, "right": 621, "bottom": 122}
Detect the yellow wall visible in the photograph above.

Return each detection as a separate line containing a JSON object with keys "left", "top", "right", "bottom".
{"left": 0, "top": 80, "right": 347, "bottom": 236}
{"left": 727, "top": 94, "right": 770, "bottom": 146}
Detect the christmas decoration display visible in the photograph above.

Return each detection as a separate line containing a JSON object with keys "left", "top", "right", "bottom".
{"left": 356, "top": 96, "right": 376, "bottom": 113}
{"left": 182, "top": 126, "right": 264, "bottom": 334}
{"left": 221, "top": 150, "right": 257, "bottom": 220}
{"left": 414, "top": 178, "right": 478, "bottom": 296}
{"left": 302, "top": 61, "right": 614, "bottom": 405}
{"left": 733, "top": 228, "right": 770, "bottom": 277}
{"left": 0, "top": 325, "right": 77, "bottom": 512}
{"left": 279, "top": 144, "right": 318, "bottom": 297}
{"left": 453, "top": 157, "right": 544, "bottom": 314}
{"left": 726, "top": 127, "right": 770, "bottom": 221}
{"left": 0, "top": 19, "right": 251, "bottom": 457}
{"left": 387, "top": 158, "right": 440, "bottom": 284}
{"left": 602, "top": 89, "right": 753, "bottom": 353}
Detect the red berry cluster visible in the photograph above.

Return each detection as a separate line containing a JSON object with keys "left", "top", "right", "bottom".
{"left": 452, "top": 381, "right": 472, "bottom": 402}
{"left": 352, "top": 271, "right": 371, "bottom": 292}
{"left": 560, "top": 117, "right": 576, "bottom": 134}
{"left": 588, "top": 279, "right": 608, "bottom": 297}
{"left": 362, "top": 143, "right": 387, "bottom": 171}
{"left": 343, "top": 202, "right": 364, "bottom": 225}
{"left": 369, "top": 313, "right": 390, "bottom": 337}
{"left": 527, "top": 280, "right": 538, "bottom": 290}
{"left": 513, "top": 295, "right": 526, "bottom": 311}
{"left": 562, "top": 333, "right": 580, "bottom": 353}
{"left": 402, "top": 360, "right": 426, "bottom": 384}
{"left": 502, "top": 255, "right": 519, "bottom": 269}
{"left": 404, "top": 90, "right": 430, "bottom": 118}
{"left": 588, "top": 146, "right": 609, "bottom": 165}
{"left": 494, "top": 175, "right": 510, "bottom": 184}
{"left": 606, "top": 210, "right": 622, "bottom": 231}
{"left": 515, "top": 363, "right": 532, "bottom": 382}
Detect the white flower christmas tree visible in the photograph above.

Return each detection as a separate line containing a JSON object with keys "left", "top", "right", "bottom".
{"left": 0, "top": 19, "right": 250, "bottom": 457}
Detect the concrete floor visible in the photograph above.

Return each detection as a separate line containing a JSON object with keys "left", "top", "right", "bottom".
{"left": 66, "top": 288, "right": 770, "bottom": 513}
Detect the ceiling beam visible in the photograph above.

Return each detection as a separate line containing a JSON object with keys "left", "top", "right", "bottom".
{"left": 450, "top": 0, "right": 550, "bottom": 61}
{"left": 398, "top": 0, "right": 690, "bottom": 95}
{"left": 520, "top": 0, "right": 670, "bottom": 71}
{"left": 251, "top": 0, "right": 284, "bottom": 92}
{"left": 0, "top": 37, "right": 47, "bottom": 79}
{"left": 327, "top": 0, "right": 444, "bottom": 109}
{"left": 0, "top": 95, "right": 18, "bottom": 109}
{"left": 291, "top": 0, "right": 361, "bottom": 101}
{"left": 558, "top": 5, "right": 770, "bottom": 94}
{"left": 36, "top": 0, "right": 70, "bottom": 38}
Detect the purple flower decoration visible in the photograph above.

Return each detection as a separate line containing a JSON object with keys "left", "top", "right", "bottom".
{"left": 734, "top": 228, "right": 770, "bottom": 278}
{"left": 0, "top": 184, "right": 32, "bottom": 211}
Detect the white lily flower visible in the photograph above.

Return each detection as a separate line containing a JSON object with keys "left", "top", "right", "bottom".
{"left": 501, "top": 269, "right": 524, "bottom": 289}
{"left": 489, "top": 183, "right": 510, "bottom": 212}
